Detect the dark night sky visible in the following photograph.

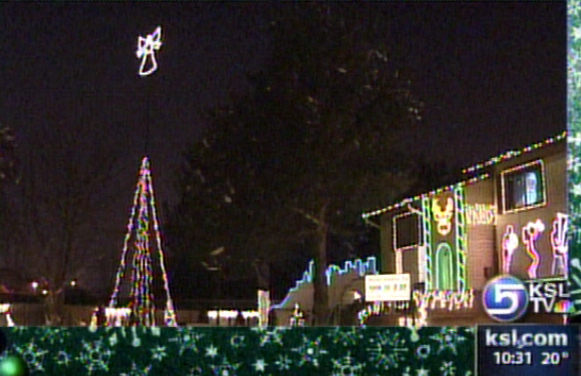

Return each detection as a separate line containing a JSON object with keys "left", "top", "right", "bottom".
{"left": 1, "top": 3, "right": 566, "bottom": 292}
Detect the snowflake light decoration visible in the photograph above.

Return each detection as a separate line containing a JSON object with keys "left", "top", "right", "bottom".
{"left": 429, "top": 328, "right": 466, "bottom": 355}
{"left": 331, "top": 352, "right": 364, "bottom": 376}
{"left": 121, "top": 361, "right": 153, "bottom": 376}
{"left": 77, "top": 340, "right": 112, "bottom": 375}
{"left": 14, "top": 342, "right": 48, "bottom": 372}
{"left": 54, "top": 350, "right": 72, "bottom": 367}
{"left": 252, "top": 359, "right": 267, "bottom": 372}
{"left": 169, "top": 329, "right": 205, "bottom": 356}
{"left": 291, "top": 335, "right": 327, "bottom": 368}
{"left": 366, "top": 331, "right": 408, "bottom": 371}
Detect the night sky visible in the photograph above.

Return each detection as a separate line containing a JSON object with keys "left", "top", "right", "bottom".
{"left": 1, "top": 2, "right": 566, "bottom": 294}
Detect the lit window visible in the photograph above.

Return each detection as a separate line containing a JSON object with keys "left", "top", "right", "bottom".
{"left": 501, "top": 160, "right": 545, "bottom": 213}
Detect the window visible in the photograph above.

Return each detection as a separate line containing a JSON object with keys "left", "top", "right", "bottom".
{"left": 393, "top": 212, "right": 421, "bottom": 250}
{"left": 501, "top": 160, "right": 546, "bottom": 213}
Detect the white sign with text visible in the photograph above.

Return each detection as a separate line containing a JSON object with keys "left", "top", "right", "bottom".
{"left": 365, "top": 274, "right": 411, "bottom": 302}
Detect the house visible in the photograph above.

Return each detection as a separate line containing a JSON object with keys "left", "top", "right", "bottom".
{"left": 360, "top": 132, "right": 567, "bottom": 326}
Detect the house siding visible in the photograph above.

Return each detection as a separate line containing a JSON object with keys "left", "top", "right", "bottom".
{"left": 464, "top": 178, "right": 496, "bottom": 291}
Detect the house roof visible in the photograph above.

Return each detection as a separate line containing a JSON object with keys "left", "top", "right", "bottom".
{"left": 461, "top": 131, "right": 566, "bottom": 175}
{"left": 361, "top": 131, "right": 566, "bottom": 220}
{"left": 361, "top": 173, "right": 490, "bottom": 219}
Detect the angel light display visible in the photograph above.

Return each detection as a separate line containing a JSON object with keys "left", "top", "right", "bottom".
{"left": 136, "top": 26, "right": 162, "bottom": 76}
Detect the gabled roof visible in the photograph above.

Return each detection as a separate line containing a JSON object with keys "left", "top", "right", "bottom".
{"left": 361, "top": 173, "right": 490, "bottom": 219}
{"left": 461, "top": 131, "right": 566, "bottom": 175}
{"left": 361, "top": 131, "right": 566, "bottom": 219}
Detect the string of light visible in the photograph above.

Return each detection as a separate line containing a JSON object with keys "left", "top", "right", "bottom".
{"left": 462, "top": 131, "right": 566, "bottom": 174}
{"left": 362, "top": 174, "right": 489, "bottom": 219}
{"left": 107, "top": 157, "right": 177, "bottom": 326}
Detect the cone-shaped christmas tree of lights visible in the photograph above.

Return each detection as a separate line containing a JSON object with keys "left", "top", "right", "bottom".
{"left": 106, "top": 157, "right": 177, "bottom": 326}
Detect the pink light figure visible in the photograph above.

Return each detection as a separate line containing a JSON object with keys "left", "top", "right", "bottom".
{"left": 502, "top": 225, "right": 519, "bottom": 274}
{"left": 550, "top": 213, "right": 568, "bottom": 277}
{"left": 522, "top": 219, "right": 545, "bottom": 279}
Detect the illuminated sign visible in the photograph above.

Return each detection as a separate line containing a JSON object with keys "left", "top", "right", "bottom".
{"left": 365, "top": 274, "right": 411, "bottom": 302}
{"left": 136, "top": 26, "right": 162, "bottom": 76}
{"left": 525, "top": 279, "right": 571, "bottom": 314}
{"left": 466, "top": 204, "right": 497, "bottom": 225}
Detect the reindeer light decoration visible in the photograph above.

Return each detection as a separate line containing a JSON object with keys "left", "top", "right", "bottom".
{"left": 136, "top": 26, "right": 162, "bottom": 76}
{"left": 502, "top": 225, "right": 519, "bottom": 274}
{"left": 432, "top": 197, "right": 454, "bottom": 236}
{"left": 522, "top": 219, "right": 545, "bottom": 279}
{"left": 550, "top": 213, "right": 568, "bottom": 277}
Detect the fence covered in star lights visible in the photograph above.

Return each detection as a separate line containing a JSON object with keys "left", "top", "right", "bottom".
{"left": 107, "top": 157, "right": 177, "bottom": 327}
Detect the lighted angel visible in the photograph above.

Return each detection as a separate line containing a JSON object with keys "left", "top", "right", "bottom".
{"left": 501, "top": 225, "right": 519, "bottom": 274}
{"left": 522, "top": 219, "right": 545, "bottom": 279}
{"left": 136, "top": 26, "right": 162, "bottom": 76}
{"left": 550, "top": 213, "right": 568, "bottom": 277}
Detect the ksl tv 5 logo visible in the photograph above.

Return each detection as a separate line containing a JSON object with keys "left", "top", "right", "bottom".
{"left": 482, "top": 275, "right": 572, "bottom": 322}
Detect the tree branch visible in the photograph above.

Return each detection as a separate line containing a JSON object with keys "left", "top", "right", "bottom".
{"left": 292, "top": 207, "right": 322, "bottom": 227}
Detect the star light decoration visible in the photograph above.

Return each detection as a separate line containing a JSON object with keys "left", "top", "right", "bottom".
{"left": 136, "top": 26, "right": 162, "bottom": 76}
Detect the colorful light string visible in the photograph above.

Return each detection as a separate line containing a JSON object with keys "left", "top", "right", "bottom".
{"left": 421, "top": 196, "right": 433, "bottom": 291}
{"left": 107, "top": 157, "right": 177, "bottom": 326}
{"left": 357, "top": 290, "right": 475, "bottom": 326}
{"left": 462, "top": 131, "right": 566, "bottom": 174}
{"left": 361, "top": 174, "right": 489, "bottom": 219}
{"left": 453, "top": 186, "right": 467, "bottom": 292}
{"left": 363, "top": 132, "right": 563, "bottom": 220}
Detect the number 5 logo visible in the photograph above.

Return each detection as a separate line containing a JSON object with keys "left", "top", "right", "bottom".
{"left": 483, "top": 275, "right": 529, "bottom": 322}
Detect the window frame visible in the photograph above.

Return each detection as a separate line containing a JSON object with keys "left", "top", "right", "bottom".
{"left": 500, "top": 159, "right": 547, "bottom": 214}
{"left": 392, "top": 211, "right": 422, "bottom": 251}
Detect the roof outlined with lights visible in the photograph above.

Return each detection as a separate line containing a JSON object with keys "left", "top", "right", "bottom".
{"left": 361, "top": 131, "right": 566, "bottom": 219}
